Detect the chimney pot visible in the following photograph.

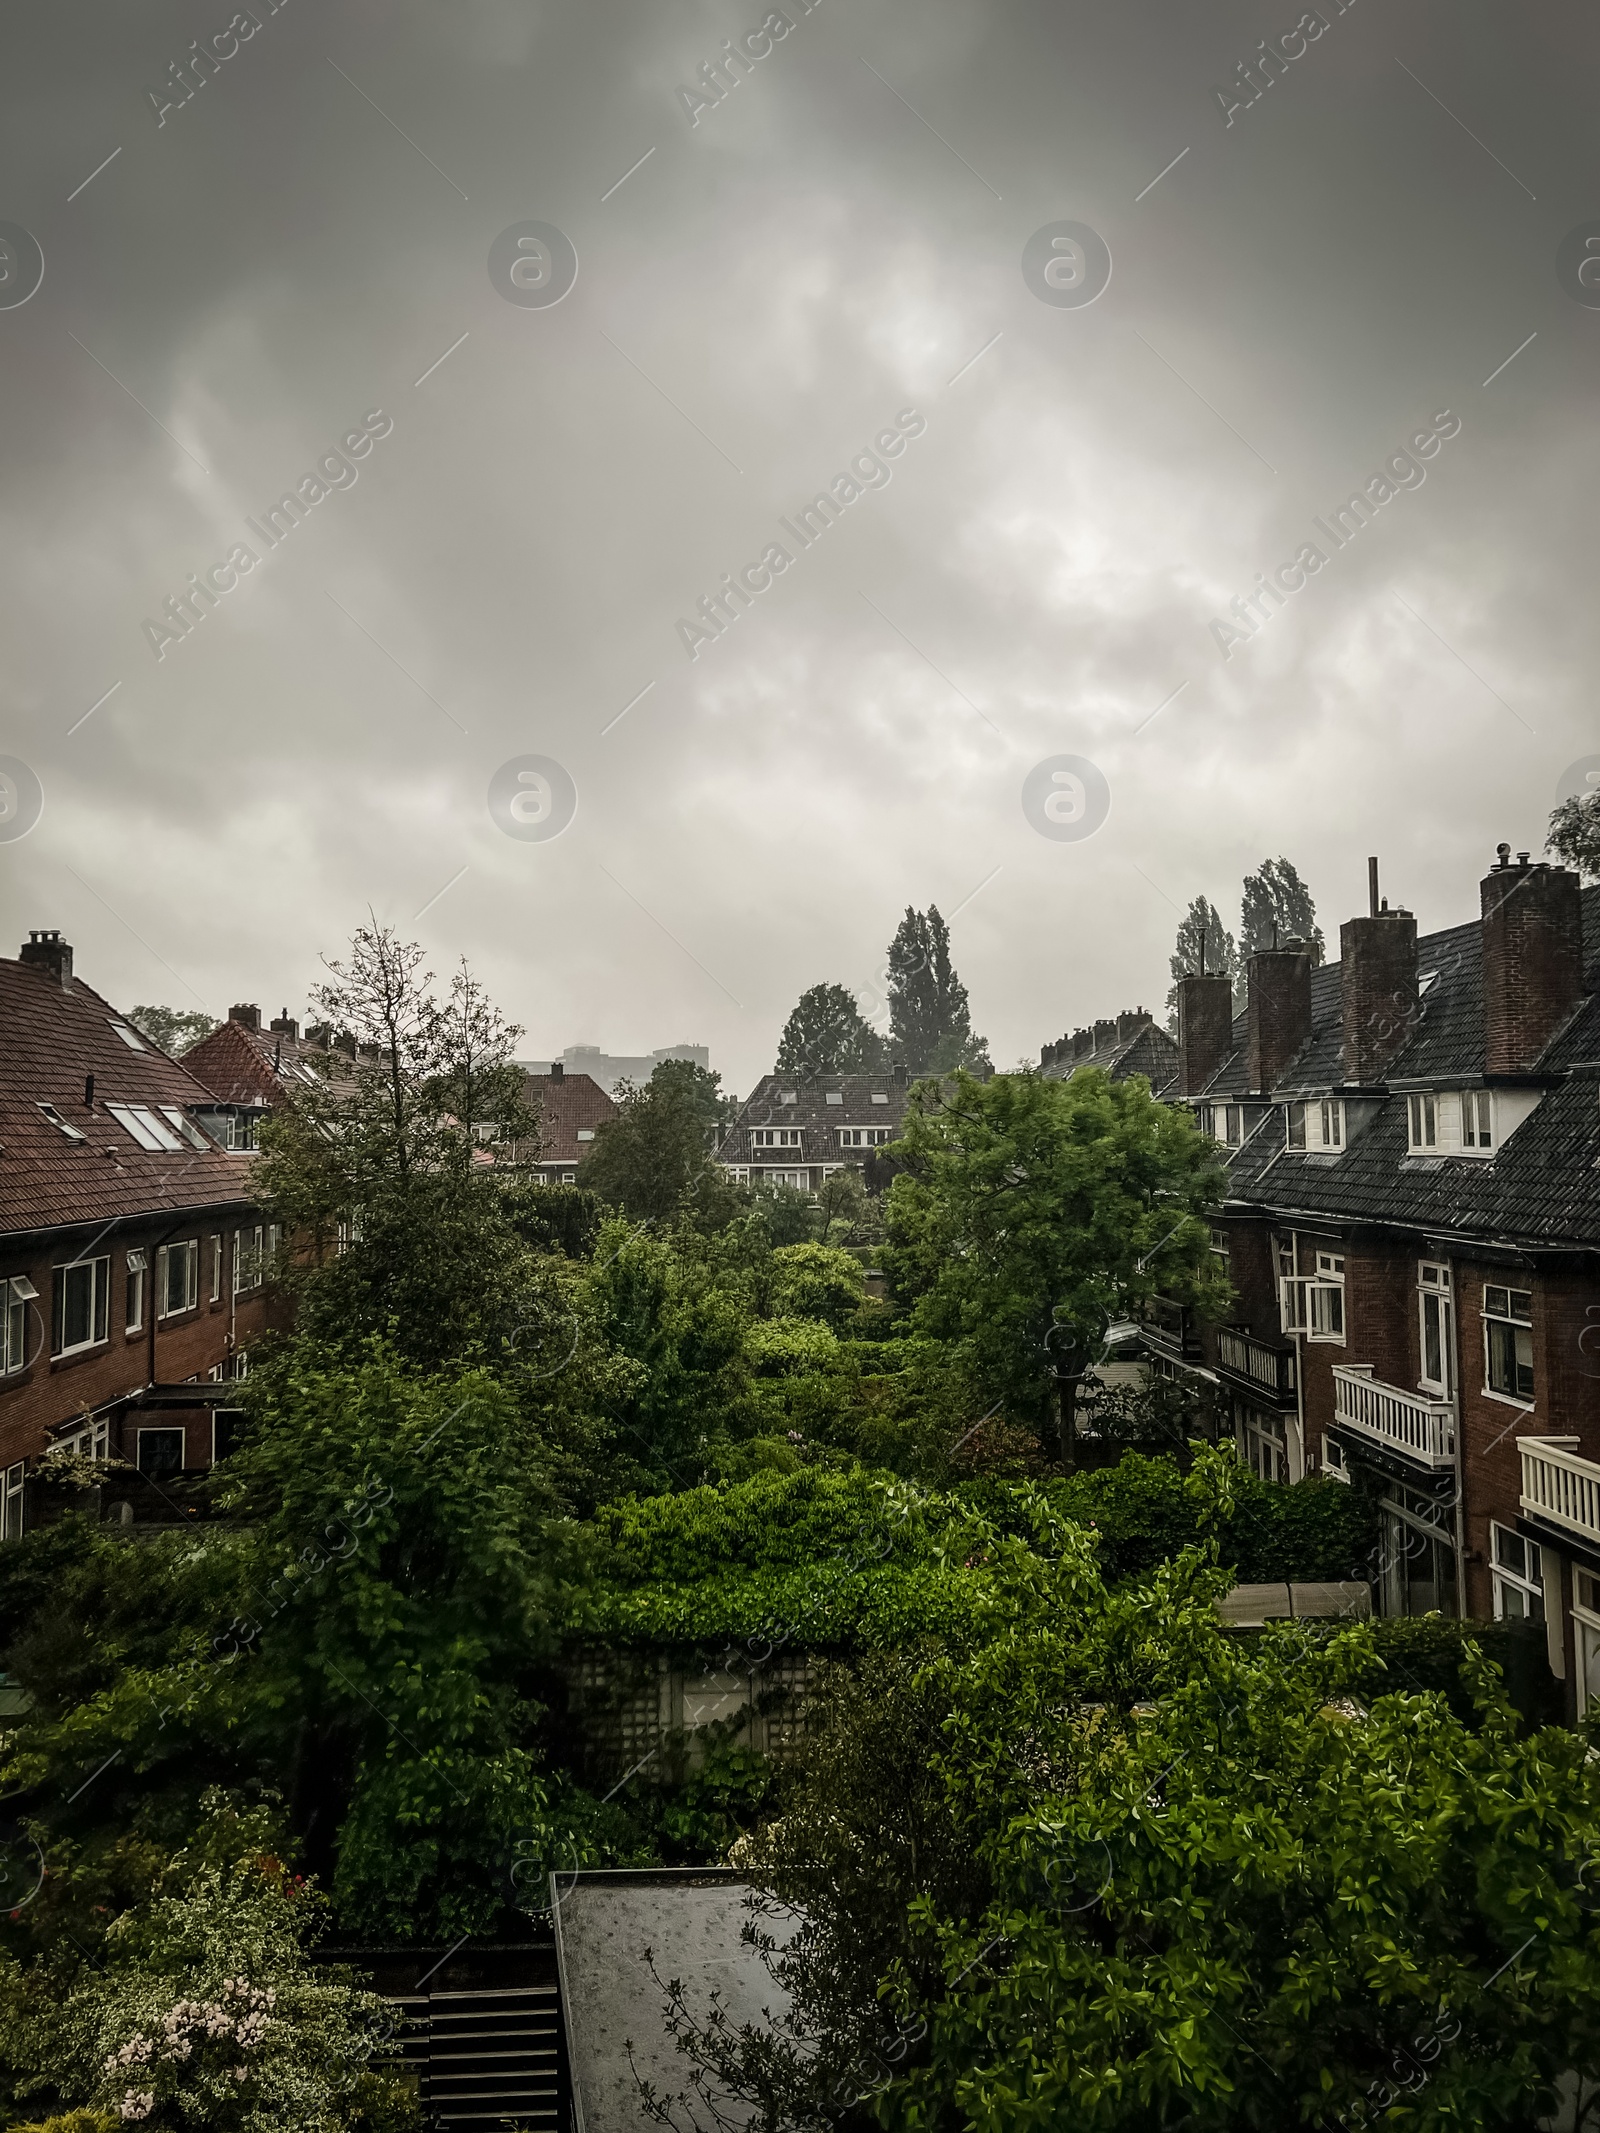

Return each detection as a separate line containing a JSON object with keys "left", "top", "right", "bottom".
{"left": 1496, "top": 842, "right": 1512, "bottom": 868}
{"left": 893, "top": 1060, "right": 908, "bottom": 1087}
{"left": 229, "top": 1003, "right": 261, "bottom": 1031}
{"left": 18, "top": 929, "right": 73, "bottom": 990}
{"left": 1517, "top": 852, "right": 1530, "bottom": 867}
{"left": 269, "top": 1010, "right": 299, "bottom": 1039}
{"left": 1481, "top": 856, "right": 1583, "bottom": 1072}
{"left": 1116, "top": 1007, "right": 1151, "bottom": 1044}
{"left": 1367, "top": 856, "right": 1380, "bottom": 919}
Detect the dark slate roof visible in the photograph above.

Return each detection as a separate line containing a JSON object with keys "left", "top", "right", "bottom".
{"left": 1041, "top": 1015, "right": 1179, "bottom": 1096}
{"left": 0, "top": 957, "right": 254, "bottom": 1239}
{"left": 719, "top": 1071, "right": 911, "bottom": 1162}
{"left": 1216, "top": 884, "right": 1600, "bottom": 1251}
{"left": 521, "top": 1070, "right": 618, "bottom": 1164}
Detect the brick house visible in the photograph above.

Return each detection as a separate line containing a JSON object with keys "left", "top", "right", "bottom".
{"left": 0, "top": 932, "right": 276, "bottom": 1534}
{"left": 1143, "top": 851, "right": 1600, "bottom": 1717}
{"left": 719, "top": 1068, "right": 912, "bottom": 1190}
{"left": 182, "top": 1003, "right": 336, "bottom": 1150}
{"left": 520, "top": 1064, "right": 618, "bottom": 1184}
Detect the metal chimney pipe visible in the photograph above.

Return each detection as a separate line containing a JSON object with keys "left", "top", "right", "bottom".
{"left": 1367, "top": 856, "right": 1380, "bottom": 919}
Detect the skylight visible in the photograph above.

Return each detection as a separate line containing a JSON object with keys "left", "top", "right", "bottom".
{"left": 106, "top": 1102, "right": 185, "bottom": 1152}
{"left": 108, "top": 1020, "right": 148, "bottom": 1050}
{"left": 36, "top": 1101, "right": 87, "bottom": 1142}
{"left": 158, "top": 1105, "right": 212, "bottom": 1150}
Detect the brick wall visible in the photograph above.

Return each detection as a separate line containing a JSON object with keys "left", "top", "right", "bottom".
{"left": 0, "top": 1213, "right": 274, "bottom": 1471}
{"left": 1480, "top": 858, "right": 1583, "bottom": 1074}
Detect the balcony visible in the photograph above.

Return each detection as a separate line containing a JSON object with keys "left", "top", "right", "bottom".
{"left": 1519, "top": 1437, "right": 1600, "bottom": 1550}
{"left": 1138, "top": 1294, "right": 1202, "bottom": 1359}
{"left": 1331, "top": 1364, "right": 1455, "bottom": 1471}
{"left": 1215, "top": 1328, "right": 1297, "bottom": 1406}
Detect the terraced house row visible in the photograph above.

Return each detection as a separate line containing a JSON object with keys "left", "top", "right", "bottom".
{"left": 0, "top": 936, "right": 288, "bottom": 1535}
{"left": 1148, "top": 847, "right": 1600, "bottom": 1719}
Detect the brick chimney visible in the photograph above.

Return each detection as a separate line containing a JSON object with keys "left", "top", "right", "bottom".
{"left": 1481, "top": 845, "right": 1585, "bottom": 1072}
{"left": 1092, "top": 1017, "right": 1116, "bottom": 1053}
{"left": 1070, "top": 1027, "right": 1090, "bottom": 1060}
{"left": 1116, "top": 1006, "right": 1151, "bottom": 1044}
{"left": 1340, "top": 859, "right": 1417, "bottom": 1083}
{"left": 18, "top": 929, "right": 72, "bottom": 989}
{"left": 1176, "top": 974, "right": 1235, "bottom": 1097}
{"left": 550, "top": 1061, "right": 564, "bottom": 1082}
{"left": 229, "top": 1003, "right": 261, "bottom": 1031}
{"left": 269, "top": 1010, "right": 299, "bottom": 1039}
{"left": 1247, "top": 944, "right": 1313, "bottom": 1093}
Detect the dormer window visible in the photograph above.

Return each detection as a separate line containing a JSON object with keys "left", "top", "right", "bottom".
{"left": 1407, "top": 1093, "right": 1438, "bottom": 1151}
{"left": 1285, "top": 1102, "right": 1306, "bottom": 1149}
{"left": 1317, "top": 1100, "right": 1344, "bottom": 1150}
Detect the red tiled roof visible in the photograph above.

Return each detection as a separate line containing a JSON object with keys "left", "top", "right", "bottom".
{"left": 182, "top": 1017, "right": 331, "bottom": 1106}
{"left": 523, "top": 1071, "right": 617, "bottom": 1164}
{"left": 0, "top": 958, "right": 254, "bottom": 1239}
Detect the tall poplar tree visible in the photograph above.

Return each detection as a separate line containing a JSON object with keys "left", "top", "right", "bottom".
{"left": 885, "top": 907, "right": 990, "bottom": 1075}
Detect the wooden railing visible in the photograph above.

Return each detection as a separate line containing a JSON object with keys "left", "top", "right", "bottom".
{"left": 1519, "top": 1438, "right": 1600, "bottom": 1548}
{"left": 1331, "top": 1365, "right": 1454, "bottom": 1469}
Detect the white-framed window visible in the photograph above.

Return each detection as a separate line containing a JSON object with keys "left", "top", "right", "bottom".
{"left": 1407, "top": 1093, "right": 1437, "bottom": 1151}
{"left": 1318, "top": 1100, "right": 1344, "bottom": 1149}
{"left": 1213, "top": 1104, "right": 1244, "bottom": 1147}
{"left": 837, "top": 1127, "right": 892, "bottom": 1148}
{"left": 52, "top": 1255, "right": 110, "bottom": 1356}
{"left": 576, "top": 1128, "right": 595, "bottom": 1142}
{"left": 158, "top": 1239, "right": 199, "bottom": 1318}
{"left": 824, "top": 1092, "right": 844, "bottom": 1106}
{"left": 36, "top": 1101, "right": 87, "bottom": 1143}
{"left": 108, "top": 1018, "right": 147, "bottom": 1050}
{"left": 126, "top": 1248, "right": 147, "bottom": 1333}
{"left": 232, "top": 1227, "right": 264, "bottom": 1296}
{"left": 2, "top": 1277, "right": 36, "bottom": 1374}
{"left": 869, "top": 1092, "right": 890, "bottom": 1105}
{"left": 751, "top": 1129, "right": 803, "bottom": 1148}
{"left": 1491, "top": 1524, "right": 1544, "bottom": 1622}
{"left": 1483, "top": 1285, "right": 1533, "bottom": 1404}
{"left": 1304, "top": 1248, "right": 1345, "bottom": 1343}
{"left": 136, "top": 1426, "right": 186, "bottom": 1480}
{"left": 766, "top": 1169, "right": 810, "bottom": 1189}
{"left": 725, "top": 1165, "right": 751, "bottom": 1183}
{"left": 1285, "top": 1102, "right": 1306, "bottom": 1150}
{"left": 1461, "top": 1089, "right": 1494, "bottom": 1152}
{"left": 157, "top": 1105, "right": 211, "bottom": 1151}
{"left": 1417, "top": 1261, "right": 1452, "bottom": 1395}
{"left": 1322, "top": 1437, "right": 1351, "bottom": 1483}
{"left": 1209, "top": 1226, "right": 1229, "bottom": 1266}
{"left": 54, "top": 1418, "right": 110, "bottom": 1461}
{"left": 1237, "top": 1402, "right": 1287, "bottom": 1483}
{"left": 209, "top": 1235, "right": 222, "bottom": 1302}
{"left": 2, "top": 1461, "right": 25, "bottom": 1542}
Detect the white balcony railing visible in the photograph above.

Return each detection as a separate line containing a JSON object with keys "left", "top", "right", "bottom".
{"left": 1331, "top": 1364, "right": 1455, "bottom": 1469}
{"left": 1519, "top": 1438, "right": 1600, "bottom": 1549}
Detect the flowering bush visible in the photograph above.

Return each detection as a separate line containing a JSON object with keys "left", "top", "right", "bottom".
{"left": 0, "top": 1798, "right": 414, "bottom": 2132}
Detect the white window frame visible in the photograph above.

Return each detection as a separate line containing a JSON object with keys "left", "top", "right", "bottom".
{"left": 1490, "top": 1522, "right": 1544, "bottom": 1622}
{"left": 1406, "top": 1093, "right": 1437, "bottom": 1151}
{"left": 36, "top": 1101, "right": 87, "bottom": 1143}
{"left": 824, "top": 1092, "right": 844, "bottom": 1106}
{"left": 1237, "top": 1402, "right": 1288, "bottom": 1484}
{"left": 209, "top": 1234, "right": 222, "bottom": 1303}
{"left": 869, "top": 1092, "right": 890, "bottom": 1106}
{"left": 157, "top": 1239, "right": 199, "bottom": 1319}
{"left": 1317, "top": 1099, "right": 1344, "bottom": 1150}
{"left": 2, "top": 1460, "right": 25, "bottom": 1541}
{"left": 1305, "top": 1248, "right": 1345, "bottom": 1344}
{"left": 750, "top": 1129, "right": 803, "bottom": 1149}
{"left": 125, "top": 1248, "right": 148, "bottom": 1334}
{"left": 232, "top": 1226, "right": 264, "bottom": 1296}
{"left": 1483, "top": 1284, "right": 1534, "bottom": 1407}
{"left": 2, "top": 1276, "right": 37, "bottom": 1374}
{"left": 136, "top": 1425, "right": 187, "bottom": 1480}
{"left": 1285, "top": 1102, "right": 1306, "bottom": 1150}
{"left": 106, "top": 1102, "right": 185, "bottom": 1152}
{"left": 1575, "top": 1571, "right": 1600, "bottom": 1718}
{"left": 836, "top": 1127, "right": 892, "bottom": 1148}
{"left": 766, "top": 1169, "right": 811, "bottom": 1190}
{"left": 52, "top": 1254, "right": 110, "bottom": 1357}
{"left": 576, "top": 1128, "right": 595, "bottom": 1142}
{"left": 1417, "top": 1261, "right": 1452, "bottom": 1397}
{"left": 108, "top": 1018, "right": 147, "bottom": 1050}
{"left": 1461, "top": 1088, "right": 1494, "bottom": 1153}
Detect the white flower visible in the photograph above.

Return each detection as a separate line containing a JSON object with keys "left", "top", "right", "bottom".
{"left": 120, "top": 2091, "right": 155, "bottom": 2122}
{"left": 232, "top": 2065, "right": 248, "bottom": 2083}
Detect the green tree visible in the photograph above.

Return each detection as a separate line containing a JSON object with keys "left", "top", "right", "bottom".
{"left": 1238, "top": 856, "right": 1325, "bottom": 964}
{"left": 885, "top": 908, "right": 990, "bottom": 1075}
{"left": 1165, "top": 893, "right": 1240, "bottom": 1028}
{"left": 128, "top": 1006, "right": 218, "bottom": 1057}
{"left": 884, "top": 1068, "right": 1229, "bottom": 1439}
{"left": 655, "top": 1475, "right": 1600, "bottom": 2133}
{"left": 1548, "top": 791, "right": 1600, "bottom": 882}
{"left": 581, "top": 1062, "right": 730, "bottom": 1225}
{"left": 775, "top": 984, "right": 885, "bottom": 1081}
{"left": 252, "top": 927, "right": 536, "bottom": 1369}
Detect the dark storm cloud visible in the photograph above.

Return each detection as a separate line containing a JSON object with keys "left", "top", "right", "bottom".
{"left": 0, "top": 0, "right": 1594, "bottom": 1089}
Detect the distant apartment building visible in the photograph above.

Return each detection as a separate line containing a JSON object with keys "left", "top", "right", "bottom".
{"left": 0, "top": 933, "right": 277, "bottom": 1536}
{"left": 518, "top": 1044, "right": 710, "bottom": 1099}
{"left": 719, "top": 1067, "right": 911, "bottom": 1191}
{"left": 1130, "top": 851, "right": 1600, "bottom": 1719}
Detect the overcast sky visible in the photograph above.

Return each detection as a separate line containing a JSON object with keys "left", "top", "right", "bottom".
{"left": 1, "top": 0, "right": 1595, "bottom": 1094}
